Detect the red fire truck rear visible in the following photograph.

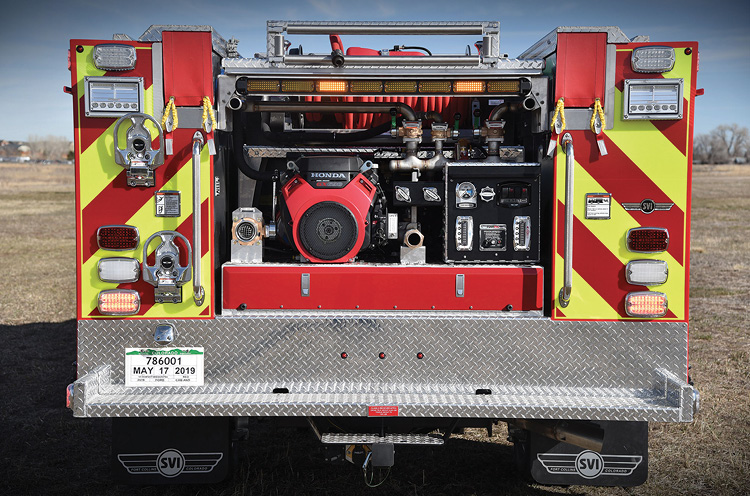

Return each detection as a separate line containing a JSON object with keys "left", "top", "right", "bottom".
{"left": 66, "top": 21, "right": 700, "bottom": 486}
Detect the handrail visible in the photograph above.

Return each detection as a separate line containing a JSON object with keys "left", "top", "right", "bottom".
{"left": 558, "top": 133, "right": 574, "bottom": 308}
{"left": 191, "top": 131, "right": 205, "bottom": 306}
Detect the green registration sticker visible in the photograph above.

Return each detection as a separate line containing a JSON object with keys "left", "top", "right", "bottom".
{"left": 125, "top": 348, "right": 204, "bottom": 387}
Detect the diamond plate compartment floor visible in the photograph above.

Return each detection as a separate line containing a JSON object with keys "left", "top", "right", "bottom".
{"left": 74, "top": 314, "right": 694, "bottom": 421}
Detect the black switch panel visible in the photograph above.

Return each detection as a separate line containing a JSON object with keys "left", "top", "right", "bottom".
{"left": 445, "top": 163, "right": 540, "bottom": 263}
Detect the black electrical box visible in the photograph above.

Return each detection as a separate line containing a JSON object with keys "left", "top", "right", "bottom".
{"left": 444, "top": 162, "right": 541, "bottom": 263}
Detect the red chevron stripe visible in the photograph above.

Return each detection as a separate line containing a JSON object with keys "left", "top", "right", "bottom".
{"left": 556, "top": 201, "right": 629, "bottom": 317}
{"left": 88, "top": 198, "right": 211, "bottom": 317}
{"left": 615, "top": 46, "right": 688, "bottom": 156}
{"left": 570, "top": 130, "right": 685, "bottom": 265}
{"left": 81, "top": 130, "right": 196, "bottom": 264}
{"left": 74, "top": 43, "right": 153, "bottom": 155}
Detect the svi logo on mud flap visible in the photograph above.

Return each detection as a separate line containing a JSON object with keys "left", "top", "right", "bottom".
{"left": 118, "top": 449, "right": 223, "bottom": 477}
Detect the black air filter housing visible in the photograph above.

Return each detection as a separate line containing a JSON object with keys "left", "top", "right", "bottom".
{"left": 297, "top": 156, "right": 363, "bottom": 189}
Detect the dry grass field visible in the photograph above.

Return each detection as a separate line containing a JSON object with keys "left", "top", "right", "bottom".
{"left": 0, "top": 162, "right": 748, "bottom": 495}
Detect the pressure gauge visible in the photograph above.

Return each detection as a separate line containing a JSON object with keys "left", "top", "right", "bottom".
{"left": 456, "top": 181, "right": 478, "bottom": 209}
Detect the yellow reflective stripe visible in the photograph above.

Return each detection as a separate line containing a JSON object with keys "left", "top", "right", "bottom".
{"left": 554, "top": 253, "right": 620, "bottom": 319}
{"left": 607, "top": 89, "right": 688, "bottom": 212}
{"left": 574, "top": 165, "right": 686, "bottom": 320}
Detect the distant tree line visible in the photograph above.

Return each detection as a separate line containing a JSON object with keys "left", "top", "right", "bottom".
{"left": 27, "top": 135, "right": 73, "bottom": 161}
{"left": 693, "top": 124, "right": 749, "bottom": 164}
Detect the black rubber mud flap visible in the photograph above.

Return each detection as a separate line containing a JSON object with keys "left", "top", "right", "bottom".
{"left": 112, "top": 417, "right": 231, "bottom": 484}
{"left": 516, "top": 421, "right": 648, "bottom": 487}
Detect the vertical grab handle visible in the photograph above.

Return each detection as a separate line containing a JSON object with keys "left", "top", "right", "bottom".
{"left": 558, "top": 133, "right": 574, "bottom": 308}
{"left": 192, "top": 131, "right": 205, "bottom": 306}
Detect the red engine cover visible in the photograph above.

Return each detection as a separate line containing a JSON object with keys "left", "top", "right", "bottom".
{"left": 282, "top": 174, "right": 377, "bottom": 263}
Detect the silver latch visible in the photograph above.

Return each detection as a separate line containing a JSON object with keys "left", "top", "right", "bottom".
{"left": 456, "top": 274, "right": 465, "bottom": 297}
{"left": 301, "top": 273, "right": 311, "bottom": 297}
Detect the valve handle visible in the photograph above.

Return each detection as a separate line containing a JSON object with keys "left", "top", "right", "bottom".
{"left": 142, "top": 230, "right": 192, "bottom": 288}
{"left": 113, "top": 112, "right": 165, "bottom": 168}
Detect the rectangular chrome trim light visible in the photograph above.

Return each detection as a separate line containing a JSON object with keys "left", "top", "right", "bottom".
{"left": 98, "top": 289, "right": 140, "bottom": 316}
{"left": 84, "top": 76, "right": 144, "bottom": 118}
{"left": 625, "top": 291, "right": 668, "bottom": 318}
{"left": 98, "top": 257, "right": 140, "bottom": 283}
{"left": 631, "top": 46, "right": 675, "bottom": 73}
{"left": 626, "top": 260, "right": 668, "bottom": 286}
{"left": 623, "top": 79, "right": 683, "bottom": 120}
{"left": 93, "top": 44, "right": 137, "bottom": 71}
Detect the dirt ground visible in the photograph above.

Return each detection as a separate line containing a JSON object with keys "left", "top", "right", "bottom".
{"left": 0, "top": 162, "right": 748, "bottom": 495}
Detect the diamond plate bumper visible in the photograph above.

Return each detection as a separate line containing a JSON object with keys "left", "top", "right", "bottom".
{"left": 72, "top": 314, "right": 696, "bottom": 422}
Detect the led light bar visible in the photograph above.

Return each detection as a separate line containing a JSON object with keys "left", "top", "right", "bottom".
{"left": 487, "top": 80, "right": 520, "bottom": 93}
{"left": 98, "top": 289, "right": 140, "bottom": 316}
{"left": 454, "top": 80, "right": 485, "bottom": 93}
{"left": 93, "top": 44, "right": 136, "bottom": 71}
{"left": 631, "top": 46, "right": 675, "bottom": 73}
{"left": 384, "top": 80, "right": 417, "bottom": 93}
{"left": 625, "top": 291, "right": 668, "bottom": 318}
{"left": 97, "top": 225, "right": 140, "bottom": 251}
{"left": 419, "top": 81, "right": 452, "bottom": 93}
{"left": 627, "top": 227, "right": 669, "bottom": 253}
{"left": 98, "top": 257, "right": 140, "bottom": 283}
{"left": 317, "top": 80, "right": 348, "bottom": 93}
{"left": 281, "top": 80, "right": 315, "bottom": 92}
{"left": 246, "top": 79, "right": 279, "bottom": 92}
{"left": 626, "top": 260, "right": 668, "bottom": 286}
{"left": 349, "top": 80, "right": 383, "bottom": 93}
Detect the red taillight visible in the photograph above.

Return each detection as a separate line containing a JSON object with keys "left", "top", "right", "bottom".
{"left": 97, "top": 225, "right": 139, "bottom": 251}
{"left": 98, "top": 289, "right": 140, "bottom": 315}
{"left": 625, "top": 291, "right": 668, "bottom": 318}
{"left": 627, "top": 227, "right": 669, "bottom": 253}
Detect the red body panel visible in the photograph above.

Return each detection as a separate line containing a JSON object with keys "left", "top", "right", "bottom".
{"left": 162, "top": 31, "right": 213, "bottom": 106}
{"left": 223, "top": 265, "right": 543, "bottom": 311}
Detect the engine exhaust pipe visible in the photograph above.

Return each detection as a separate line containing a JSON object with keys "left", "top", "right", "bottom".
{"left": 510, "top": 419, "right": 605, "bottom": 452}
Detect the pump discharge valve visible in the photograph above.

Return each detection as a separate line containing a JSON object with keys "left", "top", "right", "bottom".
{"left": 142, "top": 231, "right": 192, "bottom": 304}
{"left": 113, "top": 112, "right": 164, "bottom": 187}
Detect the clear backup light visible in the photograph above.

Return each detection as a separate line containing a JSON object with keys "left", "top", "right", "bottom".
{"left": 626, "top": 260, "right": 669, "bottom": 286}
{"left": 93, "top": 44, "right": 137, "bottom": 71}
{"left": 97, "top": 225, "right": 139, "bottom": 251}
{"left": 625, "top": 291, "right": 668, "bottom": 318}
{"left": 627, "top": 227, "right": 669, "bottom": 253}
{"left": 98, "top": 289, "right": 140, "bottom": 315}
{"left": 631, "top": 46, "right": 675, "bottom": 73}
{"left": 98, "top": 257, "right": 140, "bottom": 283}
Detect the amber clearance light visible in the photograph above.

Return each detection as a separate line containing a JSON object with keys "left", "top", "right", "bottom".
{"left": 98, "top": 289, "right": 140, "bottom": 316}
{"left": 625, "top": 291, "right": 668, "bottom": 318}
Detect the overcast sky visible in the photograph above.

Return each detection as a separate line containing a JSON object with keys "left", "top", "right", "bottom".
{"left": 0, "top": 0, "right": 748, "bottom": 142}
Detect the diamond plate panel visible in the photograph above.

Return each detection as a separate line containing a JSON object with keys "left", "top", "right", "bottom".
{"left": 74, "top": 315, "right": 692, "bottom": 420}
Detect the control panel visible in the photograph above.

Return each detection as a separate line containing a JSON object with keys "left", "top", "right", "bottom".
{"left": 445, "top": 163, "right": 540, "bottom": 263}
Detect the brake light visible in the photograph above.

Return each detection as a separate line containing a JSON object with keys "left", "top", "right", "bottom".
{"left": 98, "top": 289, "right": 140, "bottom": 315}
{"left": 625, "top": 291, "right": 668, "bottom": 318}
{"left": 97, "top": 225, "right": 139, "bottom": 251}
{"left": 627, "top": 227, "right": 669, "bottom": 253}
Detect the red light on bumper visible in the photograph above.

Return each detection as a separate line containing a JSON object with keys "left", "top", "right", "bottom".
{"left": 627, "top": 227, "right": 669, "bottom": 253}
{"left": 97, "top": 225, "right": 139, "bottom": 251}
{"left": 625, "top": 291, "right": 668, "bottom": 318}
{"left": 98, "top": 289, "right": 140, "bottom": 315}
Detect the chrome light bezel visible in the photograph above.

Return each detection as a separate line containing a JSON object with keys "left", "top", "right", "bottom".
{"left": 626, "top": 259, "right": 669, "bottom": 286}
{"left": 93, "top": 44, "right": 137, "bottom": 71}
{"left": 631, "top": 46, "right": 675, "bottom": 73}
{"left": 97, "top": 289, "right": 141, "bottom": 316}
{"left": 98, "top": 257, "right": 141, "bottom": 283}
{"left": 625, "top": 291, "right": 668, "bottom": 318}
{"left": 623, "top": 78, "right": 683, "bottom": 121}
